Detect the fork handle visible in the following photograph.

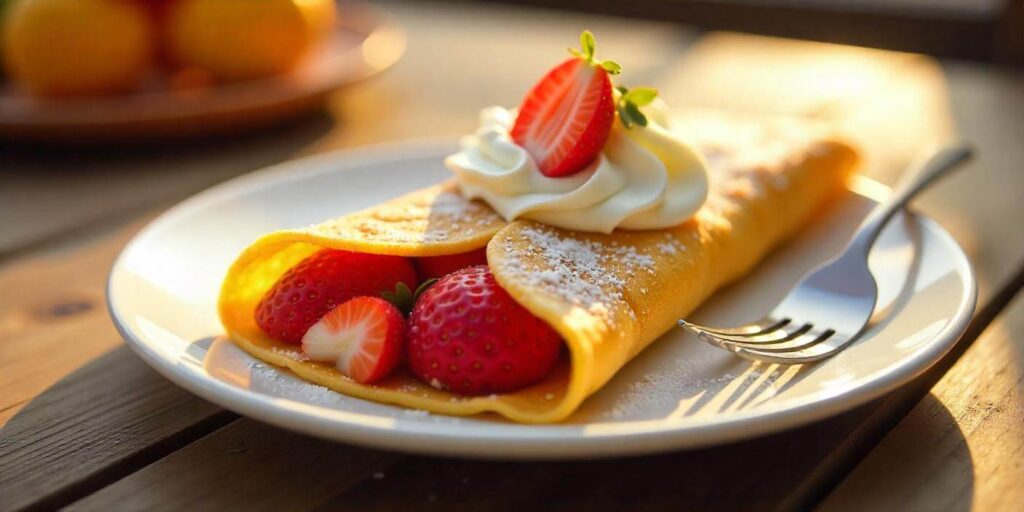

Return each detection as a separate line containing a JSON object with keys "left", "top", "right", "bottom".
{"left": 848, "top": 142, "right": 972, "bottom": 257}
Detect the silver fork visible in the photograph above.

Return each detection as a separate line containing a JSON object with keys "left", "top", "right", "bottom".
{"left": 679, "top": 143, "right": 972, "bottom": 364}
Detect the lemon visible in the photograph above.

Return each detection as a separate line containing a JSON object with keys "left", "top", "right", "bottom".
{"left": 165, "top": 0, "right": 337, "bottom": 82}
{"left": 2, "top": 0, "right": 155, "bottom": 96}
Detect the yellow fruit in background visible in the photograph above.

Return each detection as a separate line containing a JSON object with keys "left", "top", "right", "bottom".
{"left": 165, "top": 0, "right": 338, "bottom": 82}
{"left": 2, "top": 0, "right": 154, "bottom": 96}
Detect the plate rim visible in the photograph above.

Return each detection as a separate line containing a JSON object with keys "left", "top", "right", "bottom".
{"left": 106, "top": 141, "right": 978, "bottom": 459}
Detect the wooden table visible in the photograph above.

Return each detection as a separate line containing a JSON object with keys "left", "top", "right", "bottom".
{"left": 2, "top": 2, "right": 1023, "bottom": 510}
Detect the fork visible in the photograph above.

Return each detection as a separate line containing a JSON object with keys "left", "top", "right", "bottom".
{"left": 679, "top": 143, "right": 972, "bottom": 364}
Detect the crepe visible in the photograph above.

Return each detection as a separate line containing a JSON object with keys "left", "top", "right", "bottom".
{"left": 218, "top": 112, "right": 858, "bottom": 423}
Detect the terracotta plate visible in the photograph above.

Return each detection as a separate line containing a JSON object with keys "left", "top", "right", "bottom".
{"left": 0, "top": 0, "right": 404, "bottom": 142}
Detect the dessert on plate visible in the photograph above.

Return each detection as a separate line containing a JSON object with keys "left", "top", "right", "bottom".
{"left": 218, "top": 32, "right": 858, "bottom": 423}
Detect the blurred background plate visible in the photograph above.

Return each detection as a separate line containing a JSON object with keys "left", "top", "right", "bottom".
{"left": 0, "top": 0, "right": 404, "bottom": 143}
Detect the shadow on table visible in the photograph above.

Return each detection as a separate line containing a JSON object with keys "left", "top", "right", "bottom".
{"left": 817, "top": 393, "right": 974, "bottom": 511}
{"left": 233, "top": 393, "right": 974, "bottom": 511}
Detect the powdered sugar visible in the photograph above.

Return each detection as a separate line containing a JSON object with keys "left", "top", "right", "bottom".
{"left": 497, "top": 226, "right": 628, "bottom": 322}
{"left": 314, "top": 188, "right": 503, "bottom": 245}
{"left": 599, "top": 359, "right": 787, "bottom": 421}
{"left": 494, "top": 225, "right": 677, "bottom": 324}
{"left": 270, "top": 346, "right": 305, "bottom": 361}
{"left": 240, "top": 359, "right": 476, "bottom": 423}
{"left": 246, "top": 360, "right": 350, "bottom": 408}
{"left": 656, "top": 242, "right": 681, "bottom": 255}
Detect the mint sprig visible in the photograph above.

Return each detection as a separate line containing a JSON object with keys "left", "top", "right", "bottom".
{"left": 380, "top": 279, "right": 438, "bottom": 316}
{"left": 568, "top": 30, "right": 621, "bottom": 75}
{"left": 615, "top": 85, "right": 659, "bottom": 129}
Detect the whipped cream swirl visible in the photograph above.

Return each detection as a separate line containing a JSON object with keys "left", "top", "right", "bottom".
{"left": 445, "top": 102, "right": 708, "bottom": 233}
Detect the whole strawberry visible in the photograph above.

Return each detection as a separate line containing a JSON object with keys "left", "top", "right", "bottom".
{"left": 407, "top": 265, "right": 562, "bottom": 395}
{"left": 255, "top": 249, "right": 418, "bottom": 344}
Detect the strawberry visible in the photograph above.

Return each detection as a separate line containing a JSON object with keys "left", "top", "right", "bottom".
{"left": 301, "top": 297, "right": 405, "bottom": 384}
{"left": 511, "top": 31, "right": 619, "bottom": 177}
{"left": 415, "top": 247, "right": 488, "bottom": 280}
{"left": 407, "top": 265, "right": 562, "bottom": 395}
{"left": 255, "top": 249, "right": 418, "bottom": 344}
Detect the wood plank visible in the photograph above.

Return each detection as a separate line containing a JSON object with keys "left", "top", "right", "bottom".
{"left": 819, "top": 293, "right": 1024, "bottom": 511}
{"left": 0, "top": 218, "right": 151, "bottom": 427}
{"left": 315, "top": 406, "right": 887, "bottom": 512}
{"left": 66, "top": 420, "right": 400, "bottom": 512}
{"left": 0, "top": 346, "right": 235, "bottom": 512}
{"left": 0, "top": 118, "right": 332, "bottom": 259}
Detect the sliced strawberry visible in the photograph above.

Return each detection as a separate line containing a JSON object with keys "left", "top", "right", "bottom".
{"left": 255, "top": 249, "right": 418, "bottom": 344}
{"left": 301, "top": 296, "right": 405, "bottom": 384}
{"left": 407, "top": 266, "right": 563, "bottom": 395}
{"left": 511, "top": 57, "right": 614, "bottom": 177}
{"left": 415, "top": 247, "right": 488, "bottom": 280}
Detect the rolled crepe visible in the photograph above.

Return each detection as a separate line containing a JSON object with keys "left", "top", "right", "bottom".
{"left": 218, "top": 112, "right": 858, "bottom": 423}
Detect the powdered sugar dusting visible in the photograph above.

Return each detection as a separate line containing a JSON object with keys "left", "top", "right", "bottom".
{"left": 496, "top": 225, "right": 665, "bottom": 324}
{"left": 271, "top": 346, "right": 306, "bottom": 361}
{"left": 241, "top": 359, "right": 468, "bottom": 424}
{"left": 599, "top": 359, "right": 786, "bottom": 420}
{"left": 311, "top": 186, "right": 503, "bottom": 245}
{"left": 246, "top": 360, "right": 350, "bottom": 408}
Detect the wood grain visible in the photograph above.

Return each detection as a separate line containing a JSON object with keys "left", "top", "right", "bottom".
{"left": 67, "top": 419, "right": 400, "bottom": 512}
{"left": 0, "top": 121, "right": 330, "bottom": 260}
{"left": 0, "top": 218, "right": 149, "bottom": 426}
{"left": 314, "top": 406, "right": 891, "bottom": 512}
{"left": 819, "top": 294, "right": 1024, "bottom": 511}
{"left": 0, "top": 346, "right": 234, "bottom": 512}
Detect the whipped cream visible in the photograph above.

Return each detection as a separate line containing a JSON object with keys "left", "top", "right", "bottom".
{"left": 445, "top": 102, "right": 708, "bottom": 233}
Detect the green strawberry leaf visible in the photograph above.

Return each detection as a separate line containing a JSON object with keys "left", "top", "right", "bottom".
{"left": 568, "top": 30, "right": 621, "bottom": 75}
{"left": 580, "top": 31, "right": 596, "bottom": 60}
{"left": 381, "top": 279, "right": 439, "bottom": 316}
{"left": 624, "top": 86, "right": 658, "bottom": 106}
{"left": 615, "top": 85, "right": 658, "bottom": 129}
{"left": 624, "top": 102, "right": 648, "bottom": 128}
{"left": 413, "top": 278, "right": 439, "bottom": 301}
{"left": 600, "top": 60, "right": 622, "bottom": 75}
{"left": 381, "top": 282, "right": 415, "bottom": 315}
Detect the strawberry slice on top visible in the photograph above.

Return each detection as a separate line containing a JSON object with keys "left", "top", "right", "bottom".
{"left": 511, "top": 31, "right": 619, "bottom": 177}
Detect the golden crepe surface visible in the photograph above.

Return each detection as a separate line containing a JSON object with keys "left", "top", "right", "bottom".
{"left": 218, "top": 112, "right": 859, "bottom": 424}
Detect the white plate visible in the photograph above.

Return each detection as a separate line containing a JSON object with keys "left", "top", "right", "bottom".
{"left": 107, "top": 142, "right": 976, "bottom": 459}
